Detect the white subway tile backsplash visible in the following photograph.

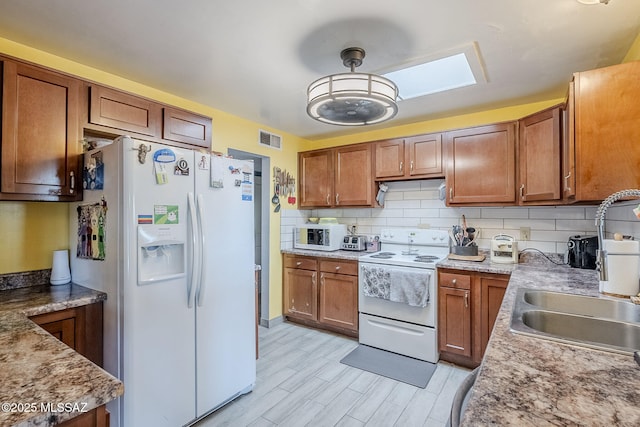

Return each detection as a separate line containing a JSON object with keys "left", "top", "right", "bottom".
{"left": 528, "top": 207, "right": 591, "bottom": 220}
{"left": 403, "top": 208, "right": 440, "bottom": 218}
{"left": 504, "top": 218, "right": 556, "bottom": 230}
{"left": 481, "top": 207, "right": 530, "bottom": 219}
{"left": 281, "top": 179, "right": 638, "bottom": 253}
{"left": 384, "top": 199, "right": 422, "bottom": 209}
{"left": 439, "top": 207, "right": 482, "bottom": 218}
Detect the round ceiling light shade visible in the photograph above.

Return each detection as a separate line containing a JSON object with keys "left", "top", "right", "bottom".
{"left": 307, "top": 48, "right": 399, "bottom": 126}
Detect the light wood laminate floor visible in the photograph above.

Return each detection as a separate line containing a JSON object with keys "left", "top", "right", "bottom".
{"left": 195, "top": 322, "right": 470, "bottom": 427}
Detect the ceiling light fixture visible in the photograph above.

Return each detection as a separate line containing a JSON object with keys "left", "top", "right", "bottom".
{"left": 306, "top": 47, "right": 399, "bottom": 126}
{"left": 577, "top": 0, "right": 610, "bottom": 4}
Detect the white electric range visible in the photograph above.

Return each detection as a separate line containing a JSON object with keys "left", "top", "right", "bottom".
{"left": 358, "top": 228, "right": 450, "bottom": 363}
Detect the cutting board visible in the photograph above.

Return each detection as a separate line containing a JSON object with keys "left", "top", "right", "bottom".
{"left": 447, "top": 253, "right": 486, "bottom": 262}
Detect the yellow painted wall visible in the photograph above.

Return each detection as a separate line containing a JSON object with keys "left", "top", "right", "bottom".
{"left": 307, "top": 99, "right": 564, "bottom": 149}
{"left": 0, "top": 37, "right": 306, "bottom": 321}
{"left": 0, "top": 202, "right": 69, "bottom": 272}
{"left": 623, "top": 32, "right": 640, "bottom": 62}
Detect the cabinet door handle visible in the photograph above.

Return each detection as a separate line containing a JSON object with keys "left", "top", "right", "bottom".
{"left": 519, "top": 184, "right": 525, "bottom": 200}
{"left": 69, "top": 171, "right": 75, "bottom": 194}
{"left": 335, "top": 266, "right": 341, "bottom": 271}
{"left": 320, "top": 273, "right": 325, "bottom": 285}
{"left": 449, "top": 187, "right": 453, "bottom": 199}
{"left": 296, "top": 261, "right": 302, "bottom": 266}
{"left": 410, "top": 160, "right": 414, "bottom": 172}
{"left": 336, "top": 194, "right": 340, "bottom": 205}
{"left": 564, "top": 172, "right": 572, "bottom": 192}
{"left": 399, "top": 161, "right": 403, "bottom": 173}
{"left": 326, "top": 194, "right": 330, "bottom": 205}
{"left": 312, "top": 273, "right": 316, "bottom": 285}
{"left": 451, "top": 279, "right": 457, "bottom": 285}
{"left": 464, "top": 291, "right": 469, "bottom": 308}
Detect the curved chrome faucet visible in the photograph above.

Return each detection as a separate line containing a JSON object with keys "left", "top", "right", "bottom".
{"left": 595, "top": 189, "right": 640, "bottom": 281}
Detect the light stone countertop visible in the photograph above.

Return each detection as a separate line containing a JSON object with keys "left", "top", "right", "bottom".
{"left": 0, "top": 284, "right": 124, "bottom": 427}
{"left": 281, "top": 248, "right": 368, "bottom": 261}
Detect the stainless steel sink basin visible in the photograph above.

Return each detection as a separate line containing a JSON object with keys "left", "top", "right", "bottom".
{"left": 511, "top": 288, "right": 640, "bottom": 355}
{"left": 523, "top": 290, "right": 640, "bottom": 323}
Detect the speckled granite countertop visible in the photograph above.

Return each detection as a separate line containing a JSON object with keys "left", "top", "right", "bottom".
{"left": 0, "top": 283, "right": 124, "bottom": 426}
{"left": 456, "top": 262, "right": 640, "bottom": 426}
{"left": 281, "top": 248, "right": 368, "bottom": 261}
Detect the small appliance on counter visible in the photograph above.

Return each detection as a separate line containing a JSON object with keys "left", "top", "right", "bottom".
{"left": 294, "top": 223, "right": 346, "bottom": 251}
{"left": 490, "top": 234, "right": 518, "bottom": 264}
{"left": 341, "top": 235, "right": 368, "bottom": 251}
{"left": 567, "top": 235, "right": 598, "bottom": 269}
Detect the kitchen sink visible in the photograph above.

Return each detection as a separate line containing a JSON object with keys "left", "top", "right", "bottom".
{"left": 511, "top": 288, "right": 640, "bottom": 355}
{"left": 523, "top": 289, "right": 640, "bottom": 323}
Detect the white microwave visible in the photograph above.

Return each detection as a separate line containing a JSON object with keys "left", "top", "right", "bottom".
{"left": 293, "top": 224, "right": 347, "bottom": 251}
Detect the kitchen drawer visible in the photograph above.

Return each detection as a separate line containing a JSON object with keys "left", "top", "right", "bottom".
{"left": 284, "top": 255, "right": 317, "bottom": 270}
{"left": 439, "top": 272, "right": 471, "bottom": 290}
{"left": 319, "top": 259, "right": 357, "bottom": 276}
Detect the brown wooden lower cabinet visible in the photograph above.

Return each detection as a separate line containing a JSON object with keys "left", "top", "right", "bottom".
{"left": 29, "top": 302, "right": 104, "bottom": 367}
{"left": 57, "top": 404, "right": 108, "bottom": 427}
{"left": 283, "top": 254, "right": 358, "bottom": 337}
{"left": 438, "top": 268, "right": 509, "bottom": 368}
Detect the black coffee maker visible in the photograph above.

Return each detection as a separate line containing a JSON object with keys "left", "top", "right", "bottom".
{"left": 567, "top": 235, "right": 598, "bottom": 269}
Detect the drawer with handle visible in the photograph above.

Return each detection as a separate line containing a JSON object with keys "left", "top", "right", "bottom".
{"left": 284, "top": 255, "right": 317, "bottom": 270}
{"left": 320, "top": 260, "right": 358, "bottom": 276}
{"left": 439, "top": 272, "right": 471, "bottom": 290}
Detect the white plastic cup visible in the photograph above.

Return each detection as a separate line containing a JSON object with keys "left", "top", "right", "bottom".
{"left": 50, "top": 249, "right": 71, "bottom": 285}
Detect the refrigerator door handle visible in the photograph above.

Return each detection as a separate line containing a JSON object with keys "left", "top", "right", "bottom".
{"left": 196, "top": 193, "right": 207, "bottom": 307}
{"left": 187, "top": 192, "right": 200, "bottom": 308}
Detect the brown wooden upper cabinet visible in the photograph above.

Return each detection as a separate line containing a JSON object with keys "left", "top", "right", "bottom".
{"left": 88, "top": 85, "right": 162, "bottom": 138}
{"left": 445, "top": 122, "right": 517, "bottom": 205}
{"left": 375, "top": 133, "right": 443, "bottom": 180}
{"left": 1, "top": 60, "right": 82, "bottom": 201}
{"left": 162, "top": 107, "right": 212, "bottom": 148}
{"left": 299, "top": 143, "right": 375, "bottom": 208}
{"left": 518, "top": 105, "right": 562, "bottom": 205}
{"left": 569, "top": 61, "right": 640, "bottom": 201}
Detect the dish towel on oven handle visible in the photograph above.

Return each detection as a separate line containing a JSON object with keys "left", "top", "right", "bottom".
{"left": 361, "top": 265, "right": 430, "bottom": 307}
{"left": 361, "top": 265, "right": 391, "bottom": 300}
{"left": 389, "top": 269, "right": 431, "bottom": 307}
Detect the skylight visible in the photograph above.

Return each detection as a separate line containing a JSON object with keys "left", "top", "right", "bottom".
{"left": 384, "top": 53, "right": 477, "bottom": 101}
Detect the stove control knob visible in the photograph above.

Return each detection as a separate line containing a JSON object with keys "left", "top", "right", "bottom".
{"left": 431, "top": 236, "right": 437, "bottom": 241}
{"left": 439, "top": 235, "right": 446, "bottom": 241}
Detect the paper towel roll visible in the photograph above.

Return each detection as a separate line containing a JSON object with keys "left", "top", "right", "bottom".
{"left": 600, "top": 239, "right": 640, "bottom": 297}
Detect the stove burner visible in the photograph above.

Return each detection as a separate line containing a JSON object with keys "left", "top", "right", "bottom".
{"left": 369, "top": 251, "right": 396, "bottom": 259}
{"left": 414, "top": 255, "right": 440, "bottom": 263}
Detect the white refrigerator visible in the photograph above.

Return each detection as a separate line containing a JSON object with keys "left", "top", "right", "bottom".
{"left": 70, "top": 136, "right": 256, "bottom": 427}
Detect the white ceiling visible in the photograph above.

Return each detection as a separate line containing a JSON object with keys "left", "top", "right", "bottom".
{"left": 0, "top": 0, "right": 638, "bottom": 140}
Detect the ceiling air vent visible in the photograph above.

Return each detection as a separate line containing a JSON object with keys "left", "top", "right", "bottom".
{"left": 258, "top": 130, "right": 282, "bottom": 150}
